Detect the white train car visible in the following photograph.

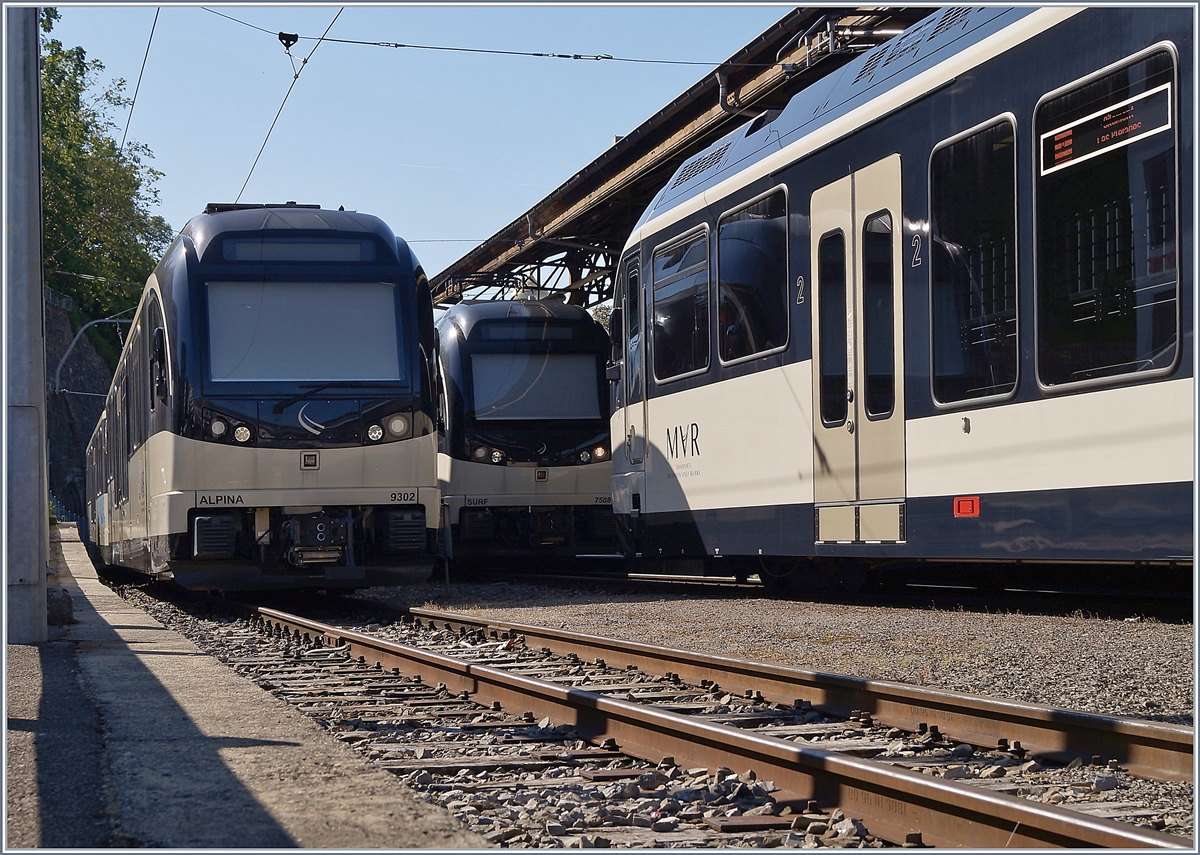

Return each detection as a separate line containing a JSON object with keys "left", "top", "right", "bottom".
{"left": 607, "top": 7, "right": 1194, "bottom": 589}
{"left": 436, "top": 300, "right": 617, "bottom": 572}
{"left": 85, "top": 203, "right": 441, "bottom": 590}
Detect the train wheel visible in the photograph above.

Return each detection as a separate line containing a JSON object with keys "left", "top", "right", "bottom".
{"left": 721, "top": 557, "right": 755, "bottom": 585}
{"left": 876, "top": 563, "right": 914, "bottom": 593}
{"left": 834, "top": 561, "right": 880, "bottom": 596}
{"left": 758, "top": 560, "right": 795, "bottom": 593}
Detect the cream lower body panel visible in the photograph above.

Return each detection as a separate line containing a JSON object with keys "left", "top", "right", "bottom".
{"left": 439, "top": 455, "right": 611, "bottom": 524}
{"left": 144, "top": 431, "right": 440, "bottom": 537}
{"left": 153, "top": 487, "right": 441, "bottom": 538}
{"left": 641, "top": 360, "right": 815, "bottom": 515}
{"left": 907, "top": 378, "right": 1193, "bottom": 498}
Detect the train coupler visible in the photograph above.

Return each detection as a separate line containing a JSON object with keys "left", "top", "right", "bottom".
{"left": 281, "top": 512, "right": 348, "bottom": 567}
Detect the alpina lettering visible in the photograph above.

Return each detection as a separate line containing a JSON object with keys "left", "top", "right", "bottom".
{"left": 199, "top": 495, "right": 244, "bottom": 505}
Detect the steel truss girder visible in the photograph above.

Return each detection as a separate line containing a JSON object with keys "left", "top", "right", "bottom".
{"left": 438, "top": 247, "right": 615, "bottom": 309}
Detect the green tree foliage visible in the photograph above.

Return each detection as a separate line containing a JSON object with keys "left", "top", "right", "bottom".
{"left": 590, "top": 301, "right": 613, "bottom": 335}
{"left": 40, "top": 7, "right": 173, "bottom": 359}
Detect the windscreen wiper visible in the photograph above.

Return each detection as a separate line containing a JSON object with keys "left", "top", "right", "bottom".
{"left": 271, "top": 382, "right": 399, "bottom": 414}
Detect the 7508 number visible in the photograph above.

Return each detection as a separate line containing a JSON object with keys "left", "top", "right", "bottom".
{"left": 390, "top": 490, "right": 418, "bottom": 503}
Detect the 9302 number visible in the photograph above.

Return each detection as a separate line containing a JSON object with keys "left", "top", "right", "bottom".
{"left": 390, "top": 490, "right": 418, "bottom": 503}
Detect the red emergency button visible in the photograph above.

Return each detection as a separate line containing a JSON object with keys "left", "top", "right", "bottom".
{"left": 954, "top": 496, "right": 980, "bottom": 518}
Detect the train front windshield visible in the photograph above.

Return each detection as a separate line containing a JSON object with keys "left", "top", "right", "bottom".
{"left": 206, "top": 280, "right": 404, "bottom": 383}
{"left": 467, "top": 321, "right": 602, "bottom": 421}
{"left": 471, "top": 353, "right": 601, "bottom": 420}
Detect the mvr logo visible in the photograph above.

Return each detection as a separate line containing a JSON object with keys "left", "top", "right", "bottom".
{"left": 665, "top": 423, "right": 700, "bottom": 459}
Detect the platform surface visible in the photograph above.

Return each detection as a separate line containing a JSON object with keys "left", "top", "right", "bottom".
{"left": 5, "top": 523, "right": 485, "bottom": 849}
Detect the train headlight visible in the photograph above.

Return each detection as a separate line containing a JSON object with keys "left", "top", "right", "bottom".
{"left": 490, "top": 449, "right": 505, "bottom": 465}
{"left": 233, "top": 425, "right": 251, "bottom": 443}
{"left": 592, "top": 445, "right": 608, "bottom": 461}
{"left": 367, "top": 424, "right": 384, "bottom": 442}
{"left": 473, "top": 446, "right": 489, "bottom": 461}
{"left": 210, "top": 419, "right": 228, "bottom": 438}
{"left": 387, "top": 415, "right": 409, "bottom": 437}
{"left": 579, "top": 450, "right": 592, "bottom": 463}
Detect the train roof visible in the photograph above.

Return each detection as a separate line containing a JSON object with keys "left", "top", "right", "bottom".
{"left": 438, "top": 299, "right": 607, "bottom": 343}
{"left": 178, "top": 203, "right": 410, "bottom": 266}
{"left": 630, "top": 6, "right": 1036, "bottom": 240}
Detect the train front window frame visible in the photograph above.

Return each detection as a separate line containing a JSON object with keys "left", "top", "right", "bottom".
{"left": 203, "top": 279, "right": 408, "bottom": 386}
{"left": 928, "top": 114, "right": 1020, "bottom": 408}
{"left": 468, "top": 351, "right": 604, "bottom": 422}
{"left": 650, "top": 227, "right": 711, "bottom": 384}
{"left": 716, "top": 186, "right": 790, "bottom": 366}
{"left": 1033, "top": 44, "right": 1180, "bottom": 391}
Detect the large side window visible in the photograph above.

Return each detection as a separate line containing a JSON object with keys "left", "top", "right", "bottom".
{"left": 717, "top": 189, "right": 789, "bottom": 362}
{"left": 651, "top": 230, "right": 710, "bottom": 382}
{"left": 817, "top": 231, "right": 848, "bottom": 426}
{"left": 1036, "top": 49, "right": 1178, "bottom": 387}
{"left": 930, "top": 118, "right": 1018, "bottom": 404}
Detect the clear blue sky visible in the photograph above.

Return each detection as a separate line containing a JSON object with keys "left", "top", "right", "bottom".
{"left": 46, "top": 3, "right": 790, "bottom": 278}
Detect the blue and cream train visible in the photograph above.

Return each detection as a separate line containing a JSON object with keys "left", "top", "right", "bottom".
{"left": 85, "top": 203, "right": 441, "bottom": 590}
{"left": 435, "top": 300, "right": 617, "bottom": 572}
{"left": 607, "top": 6, "right": 1194, "bottom": 588}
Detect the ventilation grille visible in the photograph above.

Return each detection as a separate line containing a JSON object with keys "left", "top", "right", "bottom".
{"left": 854, "top": 8, "right": 981, "bottom": 86}
{"left": 929, "top": 7, "right": 975, "bottom": 40}
{"left": 586, "top": 507, "right": 618, "bottom": 542}
{"left": 193, "top": 515, "right": 237, "bottom": 560}
{"left": 852, "top": 45, "right": 890, "bottom": 84}
{"left": 459, "top": 509, "right": 494, "bottom": 542}
{"left": 383, "top": 509, "right": 426, "bottom": 553}
{"left": 671, "top": 142, "right": 731, "bottom": 189}
{"left": 882, "top": 23, "right": 926, "bottom": 68}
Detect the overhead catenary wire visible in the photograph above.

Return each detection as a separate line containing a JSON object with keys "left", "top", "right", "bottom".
{"left": 201, "top": 7, "right": 786, "bottom": 69}
{"left": 120, "top": 7, "right": 159, "bottom": 152}
{"left": 233, "top": 7, "right": 343, "bottom": 204}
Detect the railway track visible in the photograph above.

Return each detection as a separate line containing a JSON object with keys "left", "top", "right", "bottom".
{"left": 399, "top": 606, "right": 1193, "bottom": 784}
{"left": 205, "top": 595, "right": 1188, "bottom": 849}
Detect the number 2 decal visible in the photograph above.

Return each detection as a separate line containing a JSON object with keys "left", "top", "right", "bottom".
{"left": 911, "top": 234, "right": 923, "bottom": 267}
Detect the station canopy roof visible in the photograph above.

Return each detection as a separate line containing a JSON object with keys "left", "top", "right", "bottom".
{"left": 430, "top": 7, "right": 932, "bottom": 308}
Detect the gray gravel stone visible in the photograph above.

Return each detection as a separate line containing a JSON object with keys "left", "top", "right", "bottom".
{"left": 358, "top": 582, "right": 1193, "bottom": 726}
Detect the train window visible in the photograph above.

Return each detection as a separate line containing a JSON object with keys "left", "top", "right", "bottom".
{"left": 220, "top": 237, "right": 377, "bottom": 263}
{"left": 717, "top": 188, "right": 788, "bottom": 363}
{"left": 929, "top": 117, "right": 1018, "bottom": 404}
{"left": 1035, "top": 48, "right": 1178, "bottom": 388}
{"left": 862, "top": 213, "right": 895, "bottom": 418}
{"left": 470, "top": 353, "right": 602, "bottom": 420}
{"left": 627, "top": 265, "right": 641, "bottom": 343}
{"left": 206, "top": 280, "right": 403, "bottom": 382}
{"left": 651, "top": 230, "right": 710, "bottom": 382}
{"left": 147, "top": 297, "right": 167, "bottom": 408}
{"left": 475, "top": 321, "right": 575, "bottom": 341}
{"left": 817, "top": 231, "right": 848, "bottom": 426}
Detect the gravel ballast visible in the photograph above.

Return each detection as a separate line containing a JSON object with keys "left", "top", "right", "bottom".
{"left": 356, "top": 581, "right": 1194, "bottom": 726}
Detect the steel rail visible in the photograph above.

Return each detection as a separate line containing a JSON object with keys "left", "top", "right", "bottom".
{"left": 253, "top": 606, "right": 1186, "bottom": 849}
{"left": 402, "top": 607, "right": 1194, "bottom": 784}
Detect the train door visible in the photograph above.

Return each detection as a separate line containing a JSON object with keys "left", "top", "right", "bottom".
{"left": 810, "top": 154, "right": 906, "bottom": 543}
